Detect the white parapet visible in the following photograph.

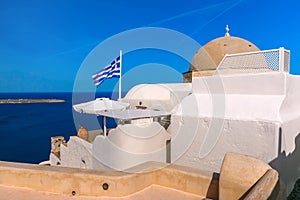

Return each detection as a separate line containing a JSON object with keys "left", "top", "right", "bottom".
{"left": 92, "top": 122, "right": 170, "bottom": 171}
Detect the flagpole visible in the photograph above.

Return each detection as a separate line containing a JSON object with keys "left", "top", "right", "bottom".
{"left": 119, "top": 50, "right": 122, "bottom": 100}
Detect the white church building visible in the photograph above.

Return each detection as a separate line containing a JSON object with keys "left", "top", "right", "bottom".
{"left": 50, "top": 28, "right": 300, "bottom": 194}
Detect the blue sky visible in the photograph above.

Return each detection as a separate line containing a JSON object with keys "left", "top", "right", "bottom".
{"left": 0, "top": 0, "right": 299, "bottom": 92}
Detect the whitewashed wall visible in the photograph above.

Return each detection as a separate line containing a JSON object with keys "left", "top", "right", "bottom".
{"left": 169, "top": 73, "right": 300, "bottom": 193}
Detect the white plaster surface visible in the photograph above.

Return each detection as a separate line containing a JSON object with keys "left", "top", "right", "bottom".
{"left": 169, "top": 72, "right": 300, "bottom": 193}
{"left": 192, "top": 72, "right": 286, "bottom": 95}
{"left": 169, "top": 117, "right": 279, "bottom": 172}
{"left": 123, "top": 83, "right": 192, "bottom": 112}
{"left": 60, "top": 136, "right": 93, "bottom": 169}
{"left": 92, "top": 122, "right": 170, "bottom": 171}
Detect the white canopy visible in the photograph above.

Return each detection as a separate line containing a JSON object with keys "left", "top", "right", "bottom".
{"left": 73, "top": 98, "right": 169, "bottom": 136}
{"left": 73, "top": 98, "right": 130, "bottom": 115}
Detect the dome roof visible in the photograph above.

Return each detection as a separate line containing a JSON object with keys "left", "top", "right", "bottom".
{"left": 189, "top": 36, "right": 260, "bottom": 71}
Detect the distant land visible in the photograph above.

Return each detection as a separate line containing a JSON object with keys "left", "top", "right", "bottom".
{"left": 0, "top": 99, "right": 65, "bottom": 104}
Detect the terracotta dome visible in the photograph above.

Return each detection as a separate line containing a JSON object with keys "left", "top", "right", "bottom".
{"left": 189, "top": 36, "right": 259, "bottom": 71}
{"left": 189, "top": 36, "right": 260, "bottom": 72}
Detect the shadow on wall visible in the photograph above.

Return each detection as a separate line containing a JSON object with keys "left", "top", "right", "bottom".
{"left": 269, "top": 133, "right": 300, "bottom": 196}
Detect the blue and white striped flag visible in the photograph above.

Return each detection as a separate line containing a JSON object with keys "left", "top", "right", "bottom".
{"left": 92, "top": 56, "right": 121, "bottom": 87}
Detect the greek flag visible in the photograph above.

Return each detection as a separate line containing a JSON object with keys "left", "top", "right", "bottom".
{"left": 92, "top": 56, "right": 121, "bottom": 87}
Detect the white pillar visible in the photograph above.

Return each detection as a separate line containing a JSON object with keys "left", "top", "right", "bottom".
{"left": 279, "top": 47, "right": 285, "bottom": 72}
{"left": 102, "top": 116, "right": 107, "bottom": 137}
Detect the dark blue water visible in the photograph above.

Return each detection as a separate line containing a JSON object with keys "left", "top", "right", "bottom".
{"left": 0, "top": 92, "right": 116, "bottom": 164}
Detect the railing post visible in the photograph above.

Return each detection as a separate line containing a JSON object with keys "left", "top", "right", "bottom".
{"left": 279, "top": 47, "right": 285, "bottom": 72}
{"left": 214, "top": 54, "right": 228, "bottom": 75}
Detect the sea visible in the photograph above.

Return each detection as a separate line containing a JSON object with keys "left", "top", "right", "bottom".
{"left": 0, "top": 92, "right": 115, "bottom": 164}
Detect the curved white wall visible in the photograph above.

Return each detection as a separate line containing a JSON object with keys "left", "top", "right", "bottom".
{"left": 92, "top": 122, "right": 170, "bottom": 171}
{"left": 123, "top": 83, "right": 192, "bottom": 112}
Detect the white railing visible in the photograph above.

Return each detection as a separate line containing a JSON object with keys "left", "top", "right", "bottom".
{"left": 215, "top": 47, "right": 290, "bottom": 75}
